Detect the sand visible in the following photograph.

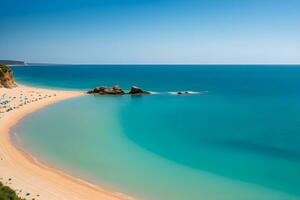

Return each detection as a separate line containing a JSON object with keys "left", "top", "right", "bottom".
{"left": 0, "top": 85, "right": 134, "bottom": 200}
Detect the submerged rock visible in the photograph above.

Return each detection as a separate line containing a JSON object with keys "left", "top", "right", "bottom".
{"left": 128, "top": 86, "right": 150, "bottom": 95}
{"left": 87, "top": 85, "right": 125, "bottom": 95}
{"left": 0, "top": 64, "right": 17, "bottom": 88}
{"left": 176, "top": 91, "right": 191, "bottom": 95}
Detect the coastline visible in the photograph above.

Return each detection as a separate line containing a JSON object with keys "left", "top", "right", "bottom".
{"left": 0, "top": 85, "right": 134, "bottom": 200}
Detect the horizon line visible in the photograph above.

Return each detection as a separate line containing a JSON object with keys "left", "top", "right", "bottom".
{"left": 20, "top": 62, "right": 300, "bottom": 65}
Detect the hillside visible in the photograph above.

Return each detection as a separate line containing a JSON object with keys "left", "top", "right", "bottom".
{"left": 0, "top": 60, "right": 25, "bottom": 65}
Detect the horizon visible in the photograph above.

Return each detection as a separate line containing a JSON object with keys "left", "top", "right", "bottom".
{"left": 21, "top": 63, "right": 300, "bottom": 65}
{"left": 4, "top": 60, "right": 300, "bottom": 65}
{"left": 3, "top": 61, "right": 300, "bottom": 65}
{"left": 1, "top": 0, "right": 300, "bottom": 64}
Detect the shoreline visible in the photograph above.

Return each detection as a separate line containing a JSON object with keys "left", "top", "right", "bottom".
{"left": 0, "top": 85, "right": 134, "bottom": 200}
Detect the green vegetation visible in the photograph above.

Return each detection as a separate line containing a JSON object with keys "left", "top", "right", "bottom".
{"left": 0, "top": 64, "right": 11, "bottom": 78}
{"left": 0, "top": 182, "right": 25, "bottom": 200}
{"left": 0, "top": 64, "right": 10, "bottom": 73}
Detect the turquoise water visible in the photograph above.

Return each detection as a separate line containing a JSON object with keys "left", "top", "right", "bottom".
{"left": 11, "top": 65, "right": 300, "bottom": 200}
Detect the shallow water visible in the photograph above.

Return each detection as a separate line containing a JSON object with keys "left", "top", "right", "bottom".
{"left": 12, "top": 65, "right": 300, "bottom": 200}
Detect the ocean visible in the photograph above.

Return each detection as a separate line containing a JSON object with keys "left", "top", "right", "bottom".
{"left": 11, "top": 65, "right": 300, "bottom": 200}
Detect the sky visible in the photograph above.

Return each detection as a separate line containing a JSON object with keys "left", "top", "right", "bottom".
{"left": 0, "top": 0, "right": 299, "bottom": 64}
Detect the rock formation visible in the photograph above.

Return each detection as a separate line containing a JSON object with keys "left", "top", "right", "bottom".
{"left": 87, "top": 85, "right": 125, "bottom": 95}
{"left": 87, "top": 85, "right": 150, "bottom": 95}
{"left": 176, "top": 91, "right": 191, "bottom": 95}
{"left": 128, "top": 86, "right": 150, "bottom": 95}
{"left": 0, "top": 64, "right": 17, "bottom": 88}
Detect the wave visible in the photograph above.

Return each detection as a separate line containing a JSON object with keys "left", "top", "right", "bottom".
{"left": 168, "top": 91, "right": 207, "bottom": 95}
{"left": 149, "top": 91, "right": 160, "bottom": 94}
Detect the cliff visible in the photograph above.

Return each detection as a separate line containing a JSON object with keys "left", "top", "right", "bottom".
{"left": 0, "top": 64, "right": 17, "bottom": 88}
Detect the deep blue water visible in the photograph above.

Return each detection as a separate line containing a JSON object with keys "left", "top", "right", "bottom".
{"left": 12, "top": 65, "right": 300, "bottom": 95}
{"left": 12, "top": 65, "right": 300, "bottom": 200}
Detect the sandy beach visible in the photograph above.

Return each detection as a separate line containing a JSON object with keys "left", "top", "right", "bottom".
{"left": 0, "top": 85, "right": 133, "bottom": 200}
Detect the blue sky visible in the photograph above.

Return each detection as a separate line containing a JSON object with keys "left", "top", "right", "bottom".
{"left": 0, "top": 0, "right": 299, "bottom": 64}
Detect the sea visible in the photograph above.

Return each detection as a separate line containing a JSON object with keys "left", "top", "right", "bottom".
{"left": 11, "top": 65, "right": 300, "bottom": 200}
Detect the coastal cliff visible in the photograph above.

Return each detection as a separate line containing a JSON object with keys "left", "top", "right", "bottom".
{"left": 0, "top": 64, "right": 17, "bottom": 88}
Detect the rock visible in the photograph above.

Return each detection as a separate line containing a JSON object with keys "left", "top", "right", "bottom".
{"left": 112, "top": 85, "right": 124, "bottom": 94}
{"left": 87, "top": 85, "right": 125, "bottom": 95}
{"left": 128, "top": 86, "right": 150, "bottom": 95}
{"left": 0, "top": 64, "right": 17, "bottom": 88}
{"left": 87, "top": 85, "right": 150, "bottom": 95}
{"left": 176, "top": 91, "right": 190, "bottom": 95}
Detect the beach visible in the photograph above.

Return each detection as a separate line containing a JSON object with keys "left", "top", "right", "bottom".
{"left": 0, "top": 85, "right": 133, "bottom": 200}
